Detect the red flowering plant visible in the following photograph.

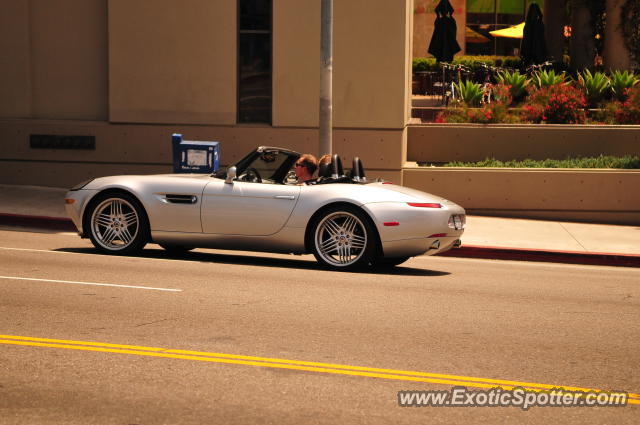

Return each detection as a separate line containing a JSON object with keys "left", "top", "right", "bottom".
{"left": 491, "top": 83, "right": 513, "bottom": 106}
{"left": 435, "top": 108, "right": 467, "bottom": 123}
{"left": 614, "top": 86, "right": 640, "bottom": 124}
{"left": 435, "top": 84, "right": 520, "bottom": 124}
{"left": 465, "top": 107, "right": 495, "bottom": 124}
{"left": 522, "top": 84, "right": 587, "bottom": 124}
{"left": 522, "top": 104, "right": 545, "bottom": 123}
{"left": 467, "top": 84, "right": 519, "bottom": 124}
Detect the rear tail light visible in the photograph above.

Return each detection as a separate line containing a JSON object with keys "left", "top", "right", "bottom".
{"left": 407, "top": 202, "right": 442, "bottom": 208}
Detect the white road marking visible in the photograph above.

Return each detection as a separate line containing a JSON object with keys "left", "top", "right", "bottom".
{"left": 0, "top": 245, "right": 191, "bottom": 264}
{"left": 0, "top": 246, "right": 66, "bottom": 254}
{"left": 0, "top": 275, "right": 182, "bottom": 292}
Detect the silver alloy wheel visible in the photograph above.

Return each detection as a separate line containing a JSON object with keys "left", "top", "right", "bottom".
{"left": 314, "top": 211, "right": 368, "bottom": 267}
{"left": 90, "top": 198, "right": 140, "bottom": 251}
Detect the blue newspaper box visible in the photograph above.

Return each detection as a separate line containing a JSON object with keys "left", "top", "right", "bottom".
{"left": 172, "top": 133, "right": 220, "bottom": 173}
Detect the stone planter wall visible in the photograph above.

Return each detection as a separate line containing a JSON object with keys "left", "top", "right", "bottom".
{"left": 402, "top": 166, "right": 640, "bottom": 224}
{"left": 408, "top": 124, "right": 640, "bottom": 163}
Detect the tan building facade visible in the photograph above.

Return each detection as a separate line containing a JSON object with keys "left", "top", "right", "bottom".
{"left": 0, "top": 0, "right": 414, "bottom": 187}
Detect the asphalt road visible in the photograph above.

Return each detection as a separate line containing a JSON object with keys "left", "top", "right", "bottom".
{"left": 0, "top": 226, "right": 638, "bottom": 424}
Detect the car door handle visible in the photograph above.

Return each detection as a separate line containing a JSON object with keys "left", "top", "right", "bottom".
{"left": 274, "top": 195, "right": 295, "bottom": 200}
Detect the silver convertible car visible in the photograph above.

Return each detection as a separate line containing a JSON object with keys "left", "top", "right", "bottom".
{"left": 64, "top": 147, "right": 465, "bottom": 270}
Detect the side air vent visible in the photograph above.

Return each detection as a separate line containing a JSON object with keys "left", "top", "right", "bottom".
{"left": 165, "top": 194, "right": 198, "bottom": 204}
{"left": 30, "top": 134, "right": 95, "bottom": 150}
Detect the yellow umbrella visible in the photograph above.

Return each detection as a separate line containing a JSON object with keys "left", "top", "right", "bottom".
{"left": 465, "top": 26, "right": 490, "bottom": 43}
{"left": 489, "top": 22, "right": 525, "bottom": 39}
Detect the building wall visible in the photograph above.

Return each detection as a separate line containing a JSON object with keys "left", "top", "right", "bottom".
{"left": 0, "top": 120, "right": 405, "bottom": 187}
{"left": 0, "top": 0, "right": 31, "bottom": 118}
{"left": 108, "top": 0, "right": 237, "bottom": 124}
{"left": 0, "top": 0, "right": 108, "bottom": 120}
{"left": 0, "top": 0, "right": 413, "bottom": 187}
{"left": 274, "top": 0, "right": 411, "bottom": 129}
{"left": 273, "top": 0, "right": 320, "bottom": 128}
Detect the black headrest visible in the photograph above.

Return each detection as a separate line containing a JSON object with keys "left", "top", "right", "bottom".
{"left": 331, "top": 154, "right": 344, "bottom": 178}
{"left": 318, "top": 161, "right": 332, "bottom": 178}
{"left": 351, "top": 157, "right": 366, "bottom": 182}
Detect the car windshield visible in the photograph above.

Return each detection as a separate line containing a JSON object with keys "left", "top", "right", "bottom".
{"left": 244, "top": 151, "right": 290, "bottom": 182}
{"left": 217, "top": 148, "right": 298, "bottom": 184}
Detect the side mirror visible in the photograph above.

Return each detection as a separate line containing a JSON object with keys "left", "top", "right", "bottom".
{"left": 225, "top": 166, "right": 237, "bottom": 184}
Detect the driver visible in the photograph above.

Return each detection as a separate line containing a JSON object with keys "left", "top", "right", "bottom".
{"left": 294, "top": 154, "right": 318, "bottom": 185}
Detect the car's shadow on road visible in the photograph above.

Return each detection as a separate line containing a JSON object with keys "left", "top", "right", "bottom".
{"left": 54, "top": 247, "right": 450, "bottom": 277}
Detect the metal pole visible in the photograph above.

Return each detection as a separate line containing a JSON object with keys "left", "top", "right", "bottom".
{"left": 319, "top": 0, "right": 333, "bottom": 156}
{"left": 494, "top": 0, "right": 498, "bottom": 55}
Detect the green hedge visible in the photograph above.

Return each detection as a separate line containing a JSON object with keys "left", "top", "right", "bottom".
{"left": 442, "top": 156, "right": 640, "bottom": 169}
{"left": 413, "top": 56, "right": 523, "bottom": 73}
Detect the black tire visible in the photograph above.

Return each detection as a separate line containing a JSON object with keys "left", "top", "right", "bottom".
{"left": 159, "top": 244, "right": 194, "bottom": 255}
{"left": 310, "top": 205, "right": 377, "bottom": 270}
{"left": 371, "top": 256, "right": 410, "bottom": 268}
{"left": 85, "top": 191, "right": 149, "bottom": 255}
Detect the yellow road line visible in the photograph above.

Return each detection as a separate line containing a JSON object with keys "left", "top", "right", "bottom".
{"left": 0, "top": 335, "right": 637, "bottom": 404}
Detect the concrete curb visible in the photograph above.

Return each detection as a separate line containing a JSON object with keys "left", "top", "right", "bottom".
{"left": 439, "top": 245, "right": 640, "bottom": 268}
{"left": 0, "top": 213, "right": 76, "bottom": 232}
{"left": 1, "top": 213, "right": 639, "bottom": 268}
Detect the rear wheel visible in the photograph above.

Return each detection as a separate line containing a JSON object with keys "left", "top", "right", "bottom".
{"left": 86, "top": 192, "right": 149, "bottom": 255}
{"left": 311, "top": 206, "right": 377, "bottom": 270}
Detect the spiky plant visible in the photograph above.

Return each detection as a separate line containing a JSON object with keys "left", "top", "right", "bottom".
{"left": 496, "top": 70, "right": 530, "bottom": 101}
{"left": 453, "top": 80, "right": 484, "bottom": 106}
{"left": 577, "top": 69, "right": 611, "bottom": 107}
{"left": 610, "top": 70, "right": 639, "bottom": 101}
{"left": 531, "top": 70, "right": 567, "bottom": 88}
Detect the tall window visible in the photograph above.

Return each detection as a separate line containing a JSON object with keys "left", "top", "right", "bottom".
{"left": 238, "top": 0, "right": 272, "bottom": 124}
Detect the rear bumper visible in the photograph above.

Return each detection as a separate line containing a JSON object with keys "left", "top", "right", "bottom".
{"left": 363, "top": 201, "right": 465, "bottom": 258}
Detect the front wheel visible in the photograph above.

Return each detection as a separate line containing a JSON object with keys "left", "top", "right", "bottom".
{"left": 310, "top": 206, "right": 377, "bottom": 270}
{"left": 86, "top": 192, "right": 149, "bottom": 255}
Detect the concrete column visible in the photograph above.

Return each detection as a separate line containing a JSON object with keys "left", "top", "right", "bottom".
{"left": 569, "top": 0, "right": 595, "bottom": 70}
{"left": 603, "top": 0, "right": 630, "bottom": 70}
{"left": 543, "top": 0, "right": 565, "bottom": 62}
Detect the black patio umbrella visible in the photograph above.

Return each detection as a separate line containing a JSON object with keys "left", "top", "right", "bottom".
{"left": 428, "top": 0, "right": 461, "bottom": 63}
{"left": 520, "top": 3, "right": 548, "bottom": 65}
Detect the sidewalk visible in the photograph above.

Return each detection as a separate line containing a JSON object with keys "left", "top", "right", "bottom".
{"left": 1, "top": 184, "right": 639, "bottom": 267}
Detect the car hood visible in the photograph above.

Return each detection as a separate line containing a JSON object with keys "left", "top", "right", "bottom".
{"left": 82, "top": 173, "right": 213, "bottom": 189}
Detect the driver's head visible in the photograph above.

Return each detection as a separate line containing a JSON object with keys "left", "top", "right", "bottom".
{"left": 295, "top": 154, "right": 318, "bottom": 181}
